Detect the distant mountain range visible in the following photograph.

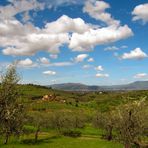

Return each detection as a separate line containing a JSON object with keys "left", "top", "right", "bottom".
{"left": 49, "top": 81, "right": 148, "bottom": 91}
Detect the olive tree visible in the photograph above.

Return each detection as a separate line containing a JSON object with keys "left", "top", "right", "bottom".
{"left": 49, "top": 111, "right": 86, "bottom": 137}
{"left": 93, "top": 111, "right": 118, "bottom": 141}
{"left": 0, "top": 65, "right": 25, "bottom": 144}
{"left": 26, "top": 111, "right": 51, "bottom": 142}
{"left": 116, "top": 99, "right": 148, "bottom": 148}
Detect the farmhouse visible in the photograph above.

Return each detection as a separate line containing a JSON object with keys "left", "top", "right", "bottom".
{"left": 42, "top": 94, "right": 53, "bottom": 101}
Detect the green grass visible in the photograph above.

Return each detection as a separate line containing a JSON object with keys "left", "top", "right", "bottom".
{"left": 19, "top": 84, "right": 148, "bottom": 112}
{"left": 80, "top": 125, "right": 103, "bottom": 136}
{"left": 0, "top": 125, "right": 123, "bottom": 148}
{"left": 0, "top": 134, "right": 123, "bottom": 148}
{"left": 1, "top": 84, "right": 146, "bottom": 147}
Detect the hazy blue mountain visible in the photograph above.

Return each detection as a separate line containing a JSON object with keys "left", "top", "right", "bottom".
{"left": 49, "top": 81, "right": 148, "bottom": 91}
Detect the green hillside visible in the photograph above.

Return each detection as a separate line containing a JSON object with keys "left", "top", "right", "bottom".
{"left": 1, "top": 84, "right": 148, "bottom": 148}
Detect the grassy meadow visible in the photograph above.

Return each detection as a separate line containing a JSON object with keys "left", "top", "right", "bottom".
{"left": 0, "top": 84, "right": 148, "bottom": 147}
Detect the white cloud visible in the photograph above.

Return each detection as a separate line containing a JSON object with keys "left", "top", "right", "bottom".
{"left": 95, "top": 65, "right": 104, "bottom": 71}
{"left": 37, "top": 57, "right": 73, "bottom": 67}
{"left": 69, "top": 25, "right": 133, "bottom": 52}
{"left": 132, "top": 3, "right": 148, "bottom": 24}
{"left": 38, "top": 60, "right": 73, "bottom": 67}
{"left": 96, "top": 73, "right": 109, "bottom": 78}
{"left": 48, "top": 62, "right": 73, "bottom": 67}
{"left": 17, "top": 58, "right": 37, "bottom": 68}
{"left": 21, "top": 11, "right": 32, "bottom": 23}
{"left": 0, "top": 0, "right": 44, "bottom": 20}
{"left": 82, "top": 64, "right": 91, "bottom": 69}
{"left": 120, "top": 48, "right": 148, "bottom": 60}
{"left": 134, "top": 73, "right": 148, "bottom": 79}
{"left": 68, "top": 0, "right": 132, "bottom": 52}
{"left": 1, "top": 19, "right": 69, "bottom": 56}
{"left": 39, "top": 57, "right": 50, "bottom": 64}
{"left": 45, "top": 15, "right": 90, "bottom": 34}
{"left": 105, "top": 45, "right": 128, "bottom": 51}
{"left": 0, "top": 2, "right": 133, "bottom": 55}
{"left": 88, "top": 58, "right": 94, "bottom": 62}
{"left": 83, "top": 0, "right": 120, "bottom": 26}
{"left": 0, "top": 15, "right": 91, "bottom": 56}
{"left": 104, "top": 46, "right": 119, "bottom": 51}
{"left": 49, "top": 54, "right": 58, "bottom": 59}
{"left": 74, "top": 54, "right": 89, "bottom": 62}
{"left": 43, "top": 70, "right": 56, "bottom": 75}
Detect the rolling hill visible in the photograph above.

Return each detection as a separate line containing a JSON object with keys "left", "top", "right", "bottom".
{"left": 49, "top": 81, "right": 148, "bottom": 91}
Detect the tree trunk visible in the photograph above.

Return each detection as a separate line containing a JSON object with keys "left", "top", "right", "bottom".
{"left": 125, "top": 143, "right": 131, "bottom": 148}
{"left": 35, "top": 127, "right": 40, "bottom": 142}
{"left": 107, "top": 126, "right": 113, "bottom": 141}
{"left": 4, "top": 133, "right": 9, "bottom": 144}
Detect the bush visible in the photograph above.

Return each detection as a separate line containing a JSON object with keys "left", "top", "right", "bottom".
{"left": 49, "top": 111, "right": 86, "bottom": 132}
{"left": 23, "top": 125, "right": 36, "bottom": 135}
{"left": 62, "top": 130, "right": 81, "bottom": 137}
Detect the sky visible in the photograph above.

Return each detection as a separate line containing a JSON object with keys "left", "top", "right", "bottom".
{"left": 0, "top": 0, "right": 148, "bottom": 86}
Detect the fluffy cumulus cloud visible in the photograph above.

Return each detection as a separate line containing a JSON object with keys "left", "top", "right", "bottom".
{"left": 17, "top": 58, "right": 37, "bottom": 68}
{"left": 45, "top": 15, "right": 90, "bottom": 34}
{"left": 18, "top": 57, "right": 73, "bottom": 68}
{"left": 43, "top": 70, "right": 56, "bottom": 75}
{"left": 134, "top": 73, "right": 148, "bottom": 79}
{"left": 74, "top": 54, "right": 89, "bottom": 62}
{"left": 0, "top": 0, "right": 133, "bottom": 56}
{"left": 68, "top": 0, "right": 132, "bottom": 52}
{"left": 1, "top": 18, "right": 69, "bottom": 56}
{"left": 83, "top": 0, "right": 120, "bottom": 26}
{"left": 132, "top": 3, "right": 148, "bottom": 24}
{"left": 69, "top": 25, "right": 133, "bottom": 52}
{"left": 120, "top": 48, "right": 148, "bottom": 60}
{"left": 15, "top": 57, "right": 75, "bottom": 68}
{"left": 0, "top": 14, "right": 91, "bottom": 56}
{"left": 96, "top": 73, "right": 109, "bottom": 78}
{"left": 0, "top": 0, "right": 44, "bottom": 20}
{"left": 95, "top": 65, "right": 104, "bottom": 71}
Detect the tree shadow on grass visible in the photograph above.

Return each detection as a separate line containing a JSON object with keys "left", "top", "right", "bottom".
{"left": 21, "top": 136, "right": 61, "bottom": 145}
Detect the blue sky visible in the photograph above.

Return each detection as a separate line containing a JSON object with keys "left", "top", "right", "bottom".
{"left": 0, "top": 0, "right": 148, "bottom": 85}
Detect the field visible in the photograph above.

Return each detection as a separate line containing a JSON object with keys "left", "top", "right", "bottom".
{"left": 0, "top": 84, "right": 148, "bottom": 147}
{"left": 0, "top": 126, "right": 123, "bottom": 148}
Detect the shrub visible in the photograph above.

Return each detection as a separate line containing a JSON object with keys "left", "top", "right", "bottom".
{"left": 62, "top": 130, "right": 81, "bottom": 137}
{"left": 49, "top": 111, "right": 86, "bottom": 133}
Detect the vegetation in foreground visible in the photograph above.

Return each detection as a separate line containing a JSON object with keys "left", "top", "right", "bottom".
{"left": 0, "top": 65, "right": 148, "bottom": 148}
